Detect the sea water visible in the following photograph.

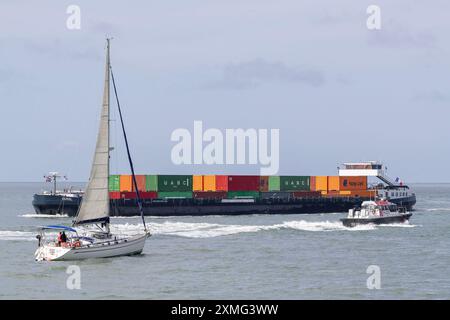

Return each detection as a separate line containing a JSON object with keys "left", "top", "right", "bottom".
{"left": 0, "top": 182, "right": 449, "bottom": 299}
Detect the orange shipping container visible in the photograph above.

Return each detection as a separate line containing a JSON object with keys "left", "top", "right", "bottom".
{"left": 339, "top": 176, "right": 367, "bottom": 191}
{"left": 327, "top": 176, "right": 340, "bottom": 191}
{"left": 193, "top": 175, "right": 203, "bottom": 191}
{"left": 215, "top": 175, "right": 228, "bottom": 191}
{"left": 119, "top": 175, "right": 132, "bottom": 192}
{"left": 203, "top": 175, "right": 216, "bottom": 191}
{"left": 131, "top": 175, "right": 146, "bottom": 192}
{"left": 315, "top": 176, "right": 328, "bottom": 191}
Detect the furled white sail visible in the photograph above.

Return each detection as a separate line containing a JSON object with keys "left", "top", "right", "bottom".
{"left": 74, "top": 41, "right": 110, "bottom": 225}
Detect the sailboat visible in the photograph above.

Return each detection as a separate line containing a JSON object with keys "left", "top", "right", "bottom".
{"left": 35, "top": 39, "right": 150, "bottom": 261}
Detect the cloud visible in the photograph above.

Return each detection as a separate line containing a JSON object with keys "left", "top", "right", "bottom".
{"left": 413, "top": 90, "right": 447, "bottom": 103}
{"left": 207, "top": 59, "right": 325, "bottom": 89}
{"left": 23, "top": 38, "right": 101, "bottom": 61}
{"left": 367, "top": 23, "right": 435, "bottom": 48}
{"left": 0, "top": 68, "right": 13, "bottom": 83}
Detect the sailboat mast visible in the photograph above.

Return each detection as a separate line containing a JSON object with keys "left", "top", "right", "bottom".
{"left": 106, "top": 38, "right": 111, "bottom": 201}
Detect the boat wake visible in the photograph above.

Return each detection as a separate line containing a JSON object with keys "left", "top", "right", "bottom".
{"left": 0, "top": 231, "right": 36, "bottom": 241}
{"left": 110, "top": 220, "right": 378, "bottom": 238}
{"left": 0, "top": 219, "right": 417, "bottom": 242}
{"left": 20, "top": 213, "right": 69, "bottom": 218}
{"left": 425, "top": 208, "right": 450, "bottom": 212}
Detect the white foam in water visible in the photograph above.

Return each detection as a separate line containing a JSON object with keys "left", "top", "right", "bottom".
{"left": 426, "top": 208, "right": 450, "bottom": 212}
{"left": 109, "top": 219, "right": 377, "bottom": 238}
{"left": 0, "top": 231, "right": 36, "bottom": 241}
{"left": 20, "top": 213, "right": 69, "bottom": 218}
{"left": 378, "top": 222, "right": 417, "bottom": 228}
{"left": 0, "top": 219, "right": 414, "bottom": 242}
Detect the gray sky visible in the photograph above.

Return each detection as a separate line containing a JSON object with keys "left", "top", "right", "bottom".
{"left": 1, "top": 1, "right": 449, "bottom": 183}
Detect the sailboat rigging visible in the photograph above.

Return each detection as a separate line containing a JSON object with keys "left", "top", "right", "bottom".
{"left": 110, "top": 67, "right": 147, "bottom": 231}
{"left": 35, "top": 39, "right": 150, "bottom": 261}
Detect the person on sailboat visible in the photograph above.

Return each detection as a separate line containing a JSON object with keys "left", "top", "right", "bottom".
{"left": 61, "top": 231, "right": 67, "bottom": 243}
{"left": 57, "top": 231, "right": 67, "bottom": 246}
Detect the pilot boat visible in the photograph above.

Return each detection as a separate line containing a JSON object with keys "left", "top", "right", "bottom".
{"left": 340, "top": 199, "right": 412, "bottom": 227}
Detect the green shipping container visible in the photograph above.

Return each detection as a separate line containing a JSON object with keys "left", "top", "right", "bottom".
{"left": 109, "top": 175, "right": 120, "bottom": 191}
{"left": 280, "top": 176, "right": 310, "bottom": 191}
{"left": 227, "top": 191, "right": 260, "bottom": 199}
{"left": 268, "top": 176, "right": 280, "bottom": 191}
{"left": 146, "top": 175, "right": 158, "bottom": 191}
{"left": 157, "top": 191, "right": 193, "bottom": 199}
{"left": 158, "top": 175, "right": 193, "bottom": 192}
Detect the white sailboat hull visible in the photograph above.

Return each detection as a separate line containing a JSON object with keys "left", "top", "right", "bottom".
{"left": 35, "top": 233, "right": 149, "bottom": 261}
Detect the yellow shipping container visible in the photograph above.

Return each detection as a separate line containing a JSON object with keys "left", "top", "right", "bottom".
{"left": 193, "top": 175, "right": 203, "bottom": 191}
{"left": 328, "top": 176, "right": 340, "bottom": 191}
{"left": 119, "top": 175, "right": 132, "bottom": 192}
{"left": 315, "top": 176, "right": 328, "bottom": 191}
{"left": 203, "top": 175, "right": 216, "bottom": 191}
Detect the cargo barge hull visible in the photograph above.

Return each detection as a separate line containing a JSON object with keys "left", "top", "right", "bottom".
{"left": 33, "top": 194, "right": 416, "bottom": 217}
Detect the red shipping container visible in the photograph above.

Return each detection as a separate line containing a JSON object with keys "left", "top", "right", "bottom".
{"left": 227, "top": 175, "right": 260, "bottom": 191}
{"left": 193, "top": 191, "right": 227, "bottom": 199}
{"left": 215, "top": 175, "right": 228, "bottom": 191}
{"left": 109, "top": 191, "right": 121, "bottom": 199}
{"left": 309, "top": 176, "right": 316, "bottom": 191}
{"left": 120, "top": 191, "right": 137, "bottom": 199}
{"left": 139, "top": 191, "right": 158, "bottom": 199}
{"left": 131, "top": 175, "right": 147, "bottom": 192}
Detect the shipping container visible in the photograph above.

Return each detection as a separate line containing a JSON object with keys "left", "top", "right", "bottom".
{"left": 140, "top": 191, "right": 158, "bottom": 199}
{"left": 157, "top": 191, "right": 193, "bottom": 199}
{"left": 327, "top": 176, "right": 340, "bottom": 191}
{"left": 280, "top": 176, "right": 310, "bottom": 191}
{"left": 193, "top": 191, "right": 227, "bottom": 199}
{"left": 259, "top": 176, "right": 269, "bottom": 192}
{"left": 227, "top": 175, "right": 260, "bottom": 191}
{"left": 260, "top": 191, "right": 292, "bottom": 200}
{"left": 131, "top": 175, "right": 146, "bottom": 192}
{"left": 109, "top": 175, "right": 120, "bottom": 191}
{"left": 119, "top": 175, "right": 132, "bottom": 192}
{"left": 268, "top": 176, "right": 280, "bottom": 191}
{"left": 227, "top": 191, "right": 260, "bottom": 199}
{"left": 215, "top": 175, "right": 228, "bottom": 191}
{"left": 193, "top": 175, "right": 203, "bottom": 191}
{"left": 145, "top": 175, "right": 158, "bottom": 191}
{"left": 203, "top": 175, "right": 216, "bottom": 191}
{"left": 157, "top": 175, "right": 193, "bottom": 192}
{"left": 321, "top": 190, "right": 339, "bottom": 197}
{"left": 292, "top": 191, "right": 322, "bottom": 198}
{"left": 109, "top": 191, "right": 121, "bottom": 199}
{"left": 120, "top": 191, "right": 136, "bottom": 199}
{"left": 339, "top": 176, "right": 367, "bottom": 191}
{"left": 315, "top": 176, "right": 328, "bottom": 191}
{"left": 310, "top": 176, "right": 316, "bottom": 191}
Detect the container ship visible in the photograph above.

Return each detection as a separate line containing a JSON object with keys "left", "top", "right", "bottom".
{"left": 32, "top": 162, "right": 416, "bottom": 217}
